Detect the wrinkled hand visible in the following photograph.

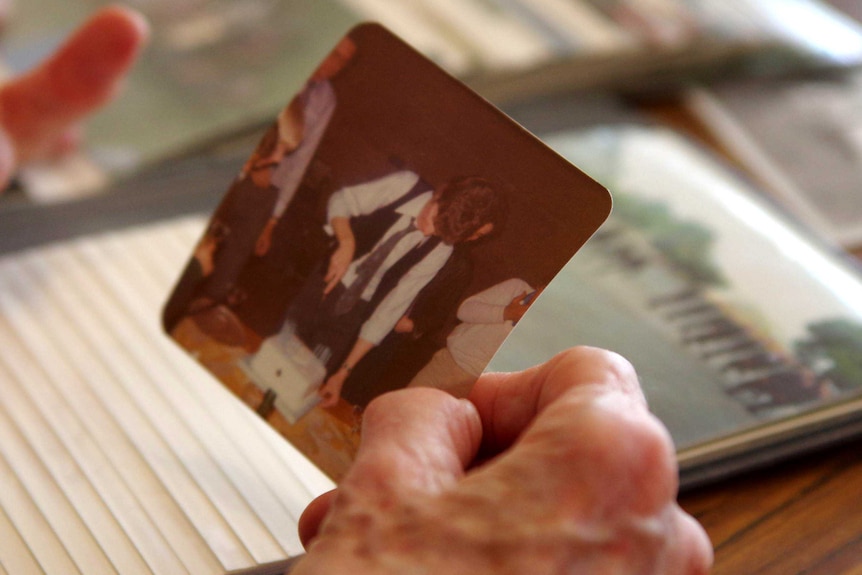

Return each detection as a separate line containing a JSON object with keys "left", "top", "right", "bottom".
{"left": 0, "top": 5, "right": 149, "bottom": 188}
{"left": 296, "top": 347, "right": 713, "bottom": 574}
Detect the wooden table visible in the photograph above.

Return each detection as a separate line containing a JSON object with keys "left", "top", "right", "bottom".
{"left": 679, "top": 440, "right": 862, "bottom": 574}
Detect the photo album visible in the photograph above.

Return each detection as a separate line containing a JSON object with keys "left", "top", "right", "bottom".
{"left": 489, "top": 122, "right": 862, "bottom": 487}
{"left": 160, "top": 21, "right": 862, "bottom": 491}
{"left": 2, "top": 10, "right": 862, "bottom": 575}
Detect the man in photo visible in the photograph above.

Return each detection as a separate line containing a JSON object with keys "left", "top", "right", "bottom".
{"left": 168, "top": 37, "right": 355, "bottom": 337}
{"left": 284, "top": 169, "right": 506, "bottom": 407}
{"left": 408, "top": 278, "right": 543, "bottom": 397}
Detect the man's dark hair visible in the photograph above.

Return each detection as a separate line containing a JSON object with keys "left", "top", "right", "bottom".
{"left": 433, "top": 176, "right": 506, "bottom": 245}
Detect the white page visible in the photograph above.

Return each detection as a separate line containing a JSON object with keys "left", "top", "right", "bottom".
{"left": 0, "top": 215, "right": 334, "bottom": 575}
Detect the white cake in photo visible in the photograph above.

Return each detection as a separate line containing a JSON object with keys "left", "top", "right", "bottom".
{"left": 243, "top": 330, "right": 327, "bottom": 423}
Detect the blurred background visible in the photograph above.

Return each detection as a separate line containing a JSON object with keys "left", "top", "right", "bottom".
{"left": 1, "top": 4, "right": 861, "bottom": 574}
{"left": 3, "top": 0, "right": 862, "bottom": 250}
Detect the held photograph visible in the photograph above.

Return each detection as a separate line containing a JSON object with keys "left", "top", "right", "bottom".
{"left": 162, "top": 23, "right": 610, "bottom": 479}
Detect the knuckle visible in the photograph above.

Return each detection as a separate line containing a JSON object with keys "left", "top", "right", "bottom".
{"left": 556, "top": 346, "right": 635, "bottom": 376}
{"left": 551, "top": 346, "right": 644, "bottom": 401}
{"left": 607, "top": 406, "right": 675, "bottom": 477}
{"left": 554, "top": 398, "right": 677, "bottom": 510}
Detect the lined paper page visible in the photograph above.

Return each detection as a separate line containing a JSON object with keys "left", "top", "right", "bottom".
{"left": 0, "top": 215, "right": 334, "bottom": 575}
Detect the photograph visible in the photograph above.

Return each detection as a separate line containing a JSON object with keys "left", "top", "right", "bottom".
{"left": 163, "top": 23, "right": 610, "bottom": 479}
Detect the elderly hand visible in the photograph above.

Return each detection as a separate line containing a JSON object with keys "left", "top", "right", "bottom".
{"left": 295, "top": 347, "right": 713, "bottom": 574}
{"left": 0, "top": 5, "right": 148, "bottom": 188}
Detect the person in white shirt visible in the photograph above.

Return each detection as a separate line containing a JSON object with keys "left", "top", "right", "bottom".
{"left": 175, "top": 37, "right": 355, "bottom": 333}
{"left": 252, "top": 36, "right": 355, "bottom": 256}
{"left": 408, "top": 277, "right": 542, "bottom": 397}
{"left": 284, "top": 170, "right": 505, "bottom": 407}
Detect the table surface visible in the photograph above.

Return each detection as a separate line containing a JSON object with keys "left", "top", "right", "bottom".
{"left": 678, "top": 439, "right": 861, "bottom": 574}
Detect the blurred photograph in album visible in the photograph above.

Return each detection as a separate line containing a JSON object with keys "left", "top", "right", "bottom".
{"left": 162, "top": 23, "right": 612, "bottom": 482}
{"left": 490, "top": 122, "right": 862, "bottom": 488}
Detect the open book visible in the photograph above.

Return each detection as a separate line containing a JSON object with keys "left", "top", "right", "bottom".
{"left": 491, "top": 121, "right": 862, "bottom": 487}
{"left": 2, "top": 103, "right": 862, "bottom": 572}
{"left": 0, "top": 152, "right": 332, "bottom": 574}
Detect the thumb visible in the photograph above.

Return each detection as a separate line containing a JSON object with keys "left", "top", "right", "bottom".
{"left": 343, "top": 388, "right": 482, "bottom": 497}
{"left": 298, "top": 489, "right": 337, "bottom": 547}
{"left": 0, "top": 6, "right": 149, "bottom": 160}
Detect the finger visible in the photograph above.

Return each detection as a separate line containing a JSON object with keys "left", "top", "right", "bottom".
{"left": 512, "top": 387, "right": 678, "bottom": 517}
{"left": 469, "top": 346, "right": 646, "bottom": 454}
{"left": 298, "top": 489, "right": 338, "bottom": 547}
{"left": 0, "top": 5, "right": 149, "bottom": 160}
{"left": 322, "top": 272, "right": 342, "bottom": 296}
{"left": 46, "top": 125, "right": 83, "bottom": 157}
{"left": 662, "top": 505, "right": 714, "bottom": 574}
{"left": 457, "top": 376, "right": 694, "bottom": 572}
{"left": 343, "top": 388, "right": 482, "bottom": 496}
{"left": 0, "top": 125, "right": 14, "bottom": 190}
{"left": 0, "top": 0, "right": 11, "bottom": 32}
